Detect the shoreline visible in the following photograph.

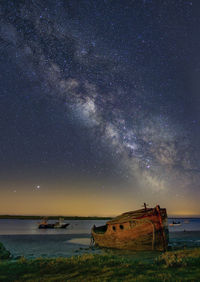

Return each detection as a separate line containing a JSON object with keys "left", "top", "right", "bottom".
{"left": 0, "top": 232, "right": 200, "bottom": 280}
{"left": 0, "top": 215, "right": 112, "bottom": 220}
{"left": 0, "top": 231, "right": 200, "bottom": 260}
{"left": 0, "top": 215, "right": 199, "bottom": 220}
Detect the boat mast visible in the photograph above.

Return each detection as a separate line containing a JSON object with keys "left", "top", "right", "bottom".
{"left": 143, "top": 203, "right": 148, "bottom": 211}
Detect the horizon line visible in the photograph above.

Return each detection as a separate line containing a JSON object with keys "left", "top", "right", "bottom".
{"left": 0, "top": 214, "right": 200, "bottom": 218}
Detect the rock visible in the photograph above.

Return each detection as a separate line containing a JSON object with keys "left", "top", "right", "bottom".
{"left": 0, "top": 242, "right": 11, "bottom": 259}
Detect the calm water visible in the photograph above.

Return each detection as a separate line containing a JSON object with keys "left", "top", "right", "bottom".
{"left": 0, "top": 218, "right": 199, "bottom": 235}
{"left": 0, "top": 219, "right": 106, "bottom": 235}
{"left": 0, "top": 219, "right": 106, "bottom": 258}
{"left": 168, "top": 218, "right": 200, "bottom": 232}
{"left": 0, "top": 218, "right": 199, "bottom": 259}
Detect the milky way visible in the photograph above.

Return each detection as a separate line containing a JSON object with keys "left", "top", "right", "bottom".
{"left": 0, "top": 0, "right": 200, "bottom": 214}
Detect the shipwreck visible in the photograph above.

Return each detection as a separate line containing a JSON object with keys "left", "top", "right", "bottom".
{"left": 91, "top": 204, "right": 168, "bottom": 251}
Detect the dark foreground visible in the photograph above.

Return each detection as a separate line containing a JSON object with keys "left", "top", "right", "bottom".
{"left": 0, "top": 248, "right": 200, "bottom": 281}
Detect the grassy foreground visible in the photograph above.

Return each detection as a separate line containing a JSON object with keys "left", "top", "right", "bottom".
{"left": 0, "top": 248, "right": 200, "bottom": 281}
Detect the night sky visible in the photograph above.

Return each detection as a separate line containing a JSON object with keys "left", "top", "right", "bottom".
{"left": 0, "top": 0, "right": 199, "bottom": 216}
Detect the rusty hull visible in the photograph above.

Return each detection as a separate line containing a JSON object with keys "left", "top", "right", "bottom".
{"left": 91, "top": 206, "right": 168, "bottom": 251}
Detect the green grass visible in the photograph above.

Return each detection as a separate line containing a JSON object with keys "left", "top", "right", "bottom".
{"left": 0, "top": 248, "right": 200, "bottom": 281}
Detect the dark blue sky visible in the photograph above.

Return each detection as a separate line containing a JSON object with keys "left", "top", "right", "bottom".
{"left": 0, "top": 0, "right": 199, "bottom": 215}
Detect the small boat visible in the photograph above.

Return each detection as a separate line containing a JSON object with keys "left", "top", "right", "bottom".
{"left": 169, "top": 220, "right": 181, "bottom": 226}
{"left": 183, "top": 220, "right": 189, "bottom": 224}
{"left": 38, "top": 217, "right": 70, "bottom": 229}
{"left": 54, "top": 218, "right": 70, "bottom": 229}
{"left": 91, "top": 204, "right": 168, "bottom": 251}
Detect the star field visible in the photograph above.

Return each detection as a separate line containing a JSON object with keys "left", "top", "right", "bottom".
{"left": 0, "top": 0, "right": 199, "bottom": 215}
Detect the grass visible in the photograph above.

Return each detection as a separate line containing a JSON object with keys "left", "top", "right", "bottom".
{"left": 0, "top": 248, "right": 200, "bottom": 281}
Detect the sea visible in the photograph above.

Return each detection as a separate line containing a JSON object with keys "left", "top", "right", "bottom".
{"left": 0, "top": 218, "right": 200, "bottom": 259}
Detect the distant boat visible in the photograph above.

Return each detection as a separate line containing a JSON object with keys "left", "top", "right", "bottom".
{"left": 91, "top": 204, "right": 169, "bottom": 251}
{"left": 38, "top": 217, "right": 70, "bottom": 229}
{"left": 54, "top": 218, "right": 70, "bottom": 229}
{"left": 184, "top": 220, "right": 189, "bottom": 224}
{"left": 169, "top": 220, "right": 181, "bottom": 226}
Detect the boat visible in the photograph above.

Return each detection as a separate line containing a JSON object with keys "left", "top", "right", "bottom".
{"left": 54, "top": 218, "right": 70, "bottom": 228}
{"left": 91, "top": 204, "right": 168, "bottom": 251}
{"left": 38, "top": 217, "right": 70, "bottom": 229}
{"left": 183, "top": 220, "right": 189, "bottom": 224}
{"left": 169, "top": 220, "right": 181, "bottom": 226}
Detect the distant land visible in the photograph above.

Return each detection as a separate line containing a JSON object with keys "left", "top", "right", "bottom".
{"left": 0, "top": 215, "right": 112, "bottom": 220}
{"left": 0, "top": 215, "right": 199, "bottom": 220}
